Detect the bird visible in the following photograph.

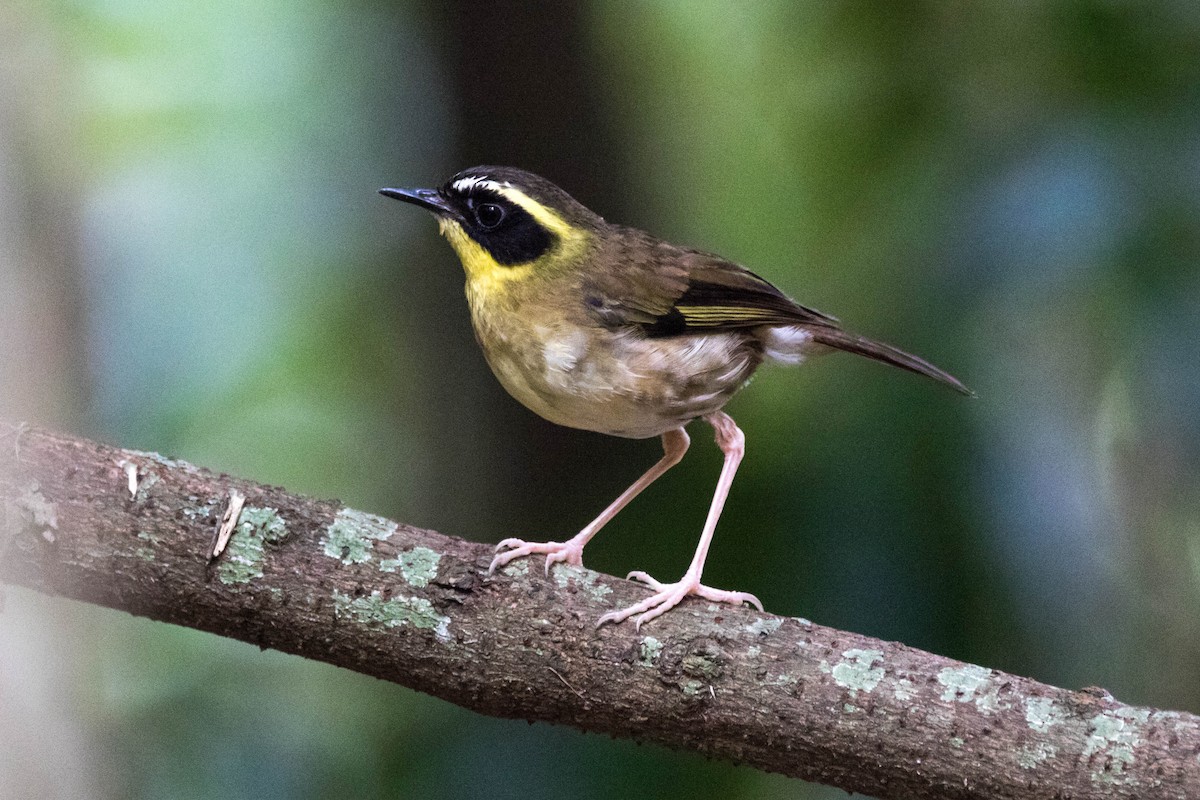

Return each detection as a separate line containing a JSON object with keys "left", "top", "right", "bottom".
{"left": 380, "top": 166, "right": 970, "bottom": 628}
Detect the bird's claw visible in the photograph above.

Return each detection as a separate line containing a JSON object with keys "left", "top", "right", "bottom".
{"left": 624, "top": 570, "right": 664, "bottom": 590}
{"left": 597, "top": 572, "right": 763, "bottom": 629}
{"left": 487, "top": 537, "right": 584, "bottom": 575}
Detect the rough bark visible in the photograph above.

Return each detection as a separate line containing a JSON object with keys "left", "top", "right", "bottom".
{"left": 1, "top": 422, "right": 1197, "bottom": 800}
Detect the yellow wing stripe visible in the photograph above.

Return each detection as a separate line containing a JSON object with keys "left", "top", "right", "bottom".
{"left": 678, "top": 305, "right": 784, "bottom": 325}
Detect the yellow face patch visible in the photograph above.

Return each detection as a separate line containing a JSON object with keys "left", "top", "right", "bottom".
{"left": 439, "top": 218, "right": 535, "bottom": 294}
{"left": 437, "top": 185, "right": 588, "bottom": 296}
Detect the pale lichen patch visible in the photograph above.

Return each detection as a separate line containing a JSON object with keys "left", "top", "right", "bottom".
{"left": 937, "top": 664, "right": 1008, "bottom": 713}
{"left": 746, "top": 617, "right": 782, "bottom": 637}
{"left": 949, "top": 736, "right": 965, "bottom": 748}
{"left": 1083, "top": 706, "right": 1150, "bottom": 785}
{"left": 323, "top": 508, "right": 397, "bottom": 565}
{"left": 502, "top": 560, "right": 529, "bottom": 578}
{"left": 133, "top": 470, "right": 160, "bottom": 503}
{"left": 552, "top": 564, "right": 612, "bottom": 602}
{"left": 14, "top": 482, "right": 57, "bottom": 534}
{"left": 638, "top": 636, "right": 663, "bottom": 667}
{"left": 123, "top": 449, "right": 191, "bottom": 472}
{"left": 1025, "top": 696, "right": 1067, "bottom": 731}
{"left": 682, "top": 650, "right": 723, "bottom": 683}
{"left": 822, "top": 649, "right": 884, "bottom": 696}
{"left": 219, "top": 532, "right": 263, "bottom": 584}
{"left": 245, "top": 507, "right": 287, "bottom": 543}
{"left": 379, "top": 546, "right": 441, "bottom": 588}
{"left": 134, "top": 531, "right": 160, "bottom": 561}
{"left": 1018, "top": 742, "right": 1058, "bottom": 769}
{"left": 182, "top": 500, "right": 217, "bottom": 523}
{"left": 893, "top": 677, "right": 917, "bottom": 702}
{"left": 681, "top": 679, "right": 705, "bottom": 696}
{"left": 332, "top": 590, "right": 451, "bottom": 642}
{"left": 217, "top": 506, "right": 287, "bottom": 585}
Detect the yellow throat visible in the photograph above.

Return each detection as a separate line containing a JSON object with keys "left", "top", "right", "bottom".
{"left": 437, "top": 183, "right": 588, "bottom": 297}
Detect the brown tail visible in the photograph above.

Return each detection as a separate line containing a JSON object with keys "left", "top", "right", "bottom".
{"left": 809, "top": 328, "right": 974, "bottom": 397}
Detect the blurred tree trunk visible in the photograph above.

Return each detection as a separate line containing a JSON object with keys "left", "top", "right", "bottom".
{"left": 0, "top": 8, "right": 94, "bottom": 799}
{"left": 416, "top": 1, "right": 635, "bottom": 544}
{"left": 0, "top": 10, "right": 88, "bottom": 428}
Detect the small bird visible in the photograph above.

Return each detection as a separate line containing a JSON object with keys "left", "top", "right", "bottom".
{"left": 381, "top": 166, "right": 970, "bottom": 628}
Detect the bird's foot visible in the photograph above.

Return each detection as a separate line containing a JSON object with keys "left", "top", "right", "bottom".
{"left": 487, "top": 537, "right": 585, "bottom": 575}
{"left": 596, "top": 570, "right": 763, "bottom": 629}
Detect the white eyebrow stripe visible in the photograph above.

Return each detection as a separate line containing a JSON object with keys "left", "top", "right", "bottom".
{"left": 451, "top": 176, "right": 508, "bottom": 195}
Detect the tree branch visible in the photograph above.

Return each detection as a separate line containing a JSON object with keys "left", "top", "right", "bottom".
{"left": 1, "top": 423, "right": 1196, "bottom": 799}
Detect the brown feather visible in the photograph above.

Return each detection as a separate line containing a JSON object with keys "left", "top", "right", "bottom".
{"left": 807, "top": 328, "right": 974, "bottom": 396}
{"left": 577, "top": 226, "right": 971, "bottom": 395}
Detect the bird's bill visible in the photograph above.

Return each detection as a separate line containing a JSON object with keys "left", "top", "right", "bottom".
{"left": 379, "top": 187, "right": 458, "bottom": 218}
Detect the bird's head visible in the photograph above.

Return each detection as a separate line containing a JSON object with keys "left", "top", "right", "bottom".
{"left": 381, "top": 166, "right": 601, "bottom": 290}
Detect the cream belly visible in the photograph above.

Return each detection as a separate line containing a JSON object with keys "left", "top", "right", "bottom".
{"left": 473, "top": 316, "right": 762, "bottom": 439}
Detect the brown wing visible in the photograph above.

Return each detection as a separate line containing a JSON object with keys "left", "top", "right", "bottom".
{"left": 579, "top": 229, "right": 973, "bottom": 396}
{"left": 581, "top": 229, "right": 836, "bottom": 336}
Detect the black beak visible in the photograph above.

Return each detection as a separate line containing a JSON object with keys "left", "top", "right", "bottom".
{"left": 379, "top": 187, "right": 457, "bottom": 218}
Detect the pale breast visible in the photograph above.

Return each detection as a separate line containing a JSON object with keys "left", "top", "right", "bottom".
{"left": 477, "top": 316, "right": 762, "bottom": 439}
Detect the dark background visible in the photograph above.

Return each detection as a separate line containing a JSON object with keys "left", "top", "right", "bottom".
{"left": 2, "top": 2, "right": 1198, "bottom": 798}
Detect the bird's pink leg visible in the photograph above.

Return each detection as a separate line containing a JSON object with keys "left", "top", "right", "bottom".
{"left": 597, "top": 411, "right": 763, "bottom": 629}
{"left": 488, "top": 428, "right": 690, "bottom": 575}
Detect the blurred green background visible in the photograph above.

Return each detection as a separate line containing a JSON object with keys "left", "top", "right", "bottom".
{"left": 2, "top": 1, "right": 1199, "bottom": 798}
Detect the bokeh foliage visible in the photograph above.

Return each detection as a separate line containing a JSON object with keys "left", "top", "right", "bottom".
{"left": 2, "top": 2, "right": 1198, "bottom": 798}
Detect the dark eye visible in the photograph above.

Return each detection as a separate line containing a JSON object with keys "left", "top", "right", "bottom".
{"left": 474, "top": 202, "right": 505, "bottom": 229}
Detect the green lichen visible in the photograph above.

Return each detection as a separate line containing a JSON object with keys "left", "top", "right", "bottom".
{"left": 379, "top": 546, "right": 441, "bottom": 587}
{"left": 123, "top": 449, "right": 191, "bottom": 471}
{"left": 323, "top": 508, "right": 396, "bottom": 565}
{"left": 219, "top": 537, "right": 263, "bottom": 583}
{"left": 937, "top": 664, "right": 1007, "bottom": 713}
{"left": 182, "top": 500, "right": 217, "bottom": 523}
{"left": 552, "top": 564, "right": 612, "bottom": 602}
{"left": 1083, "top": 707, "right": 1150, "bottom": 785}
{"left": 332, "top": 590, "right": 450, "bottom": 641}
{"left": 217, "top": 506, "right": 287, "bottom": 585}
{"left": 681, "top": 679, "right": 705, "bottom": 696}
{"left": 638, "top": 636, "right": 663, "bottom": 667}
{"left": 746, "top": 617, "right": 782, "bottom": 636}
{"left": 893, "top": 677, "right": 917, "bottom": 702}
{"left": 682, "top": 650, "right": 724, "bottom": 682}
{"left": 823, "top": 649, "right": 884, "bottom": 695}
{"left": 1025, "top": 697, "right": 1067, "bottom": 731}
{"left": 1018, "top": 742, "right": 1058, "bottom": 769}
{"left": 245, "top": 507, "right": 288, "bottom": 542}
{"left": 502, "top": 560, "right": 529, "bottom": 578}
{"left": 134, "top": 530, "right": 158, "bottom": 561}
{"left": 843, "top": 703, "right": 860, "bottom": 713}
{"left": 133, "top": 471, "right": 160, "bottom": 503}
{"left": 17, "top": 483, "right": 57, "bottom": 532}
{"left": 949, "top": 736, "right": 965, "bottom": 748}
